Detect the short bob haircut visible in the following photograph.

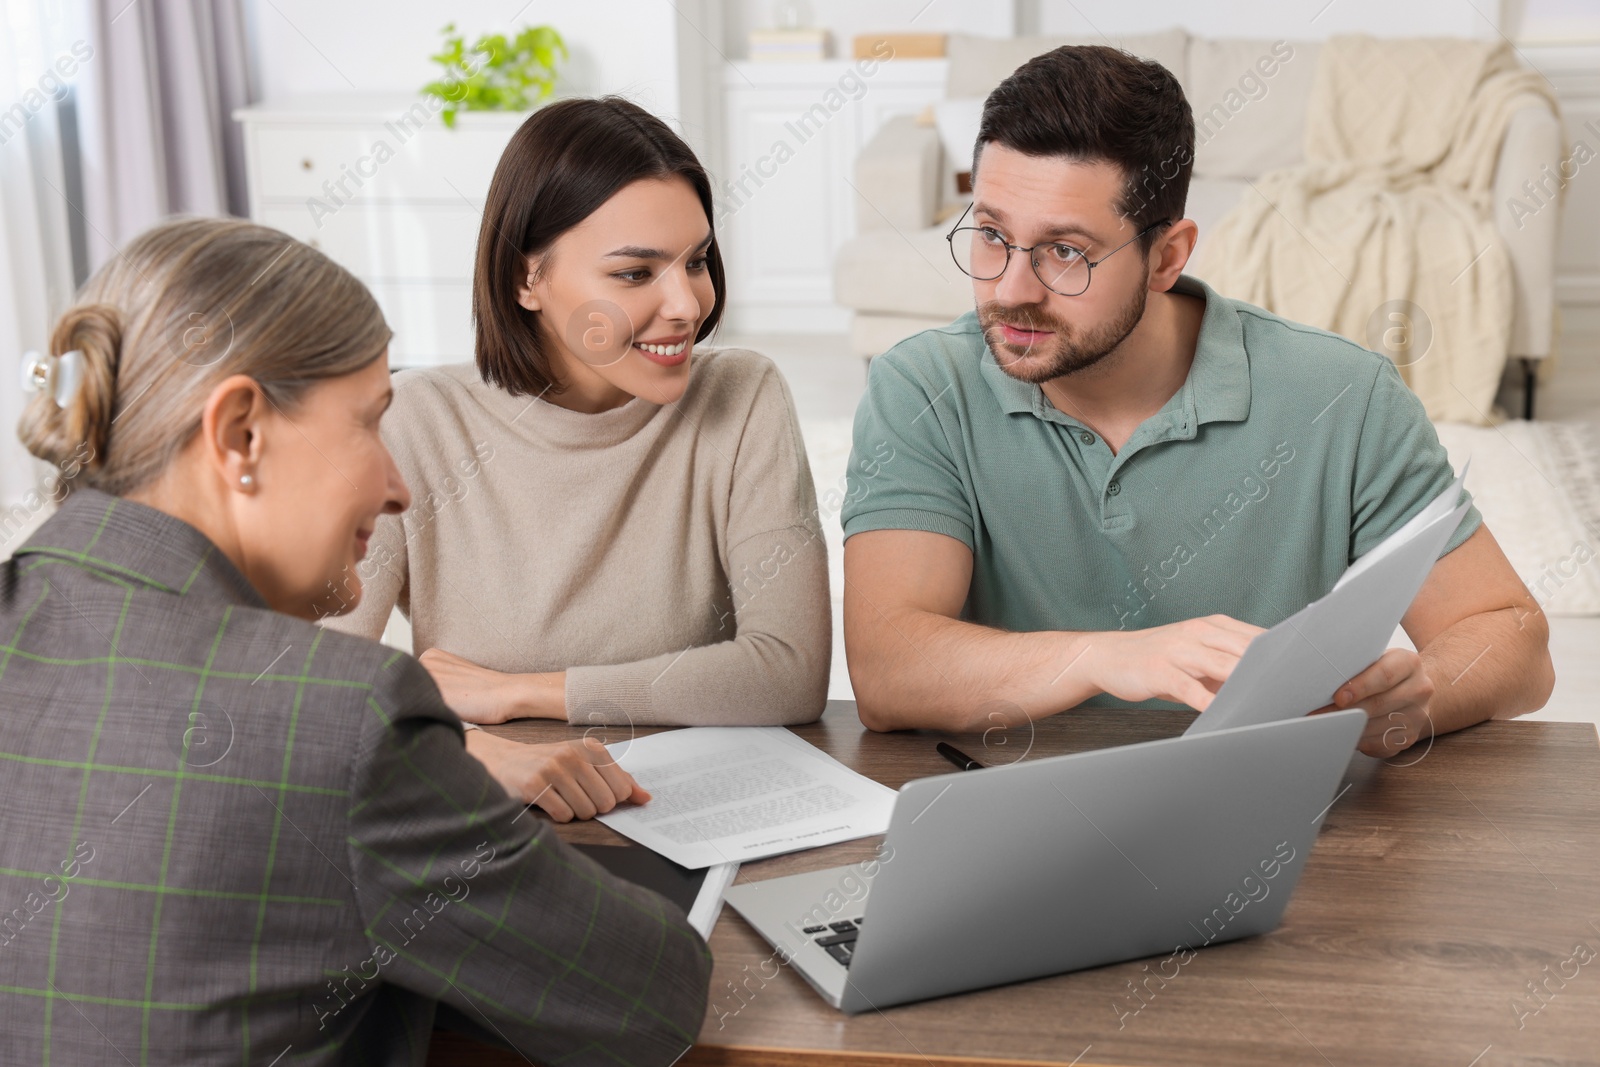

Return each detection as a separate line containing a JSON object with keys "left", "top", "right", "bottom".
{"left": 473, "top": 96, "right": 727, "bottom": 398}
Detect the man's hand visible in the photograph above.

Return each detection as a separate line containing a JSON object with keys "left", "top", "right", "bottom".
{"left": 465, "top": 731, "right": 651, "bottom": 822}
{"left": 1316, "top": 647, "right": 1437, "bottom": 758}
{"left": 1086, "top": 615, "right": 1264, "bottom": 711}
{"left": 419, "top": 648, "right": 565, "bottom": 724}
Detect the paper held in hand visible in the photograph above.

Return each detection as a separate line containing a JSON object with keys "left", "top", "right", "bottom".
{"left": 1185, "top": 467, "right": 1472, "bottom": 736}
{"left": 595, "top": 726, "right": 898, "bottom": 869}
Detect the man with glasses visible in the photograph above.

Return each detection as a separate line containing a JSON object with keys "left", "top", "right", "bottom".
{"left": 840, "top": 45, "right": 1552, "bottom": 755}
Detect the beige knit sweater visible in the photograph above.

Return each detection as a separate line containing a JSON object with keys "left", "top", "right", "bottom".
{"left": 321, "top": 348, "right": 831, "bottom": 727}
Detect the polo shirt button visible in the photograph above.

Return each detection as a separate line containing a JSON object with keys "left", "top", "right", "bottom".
{"left": 1078, "top": 431, "right": 1095, "bottom": 445}
{"left": 1107, "top": 480, "right": 1121, "bottom": 496}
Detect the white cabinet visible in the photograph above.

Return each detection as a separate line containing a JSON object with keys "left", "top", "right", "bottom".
{"left": 717, "top": 59, "right": 947, "bottom": 332}
{"left": 234, "top": 96, "right": 529, "bottom": 368}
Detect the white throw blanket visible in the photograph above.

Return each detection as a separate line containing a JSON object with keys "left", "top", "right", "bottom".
{"left": 1193, "top": 37, "right": 1556, "bottom": 425}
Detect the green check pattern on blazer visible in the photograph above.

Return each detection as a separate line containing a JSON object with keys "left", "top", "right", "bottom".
{"left": 0, "top": 489, "right": 711, "bottom": 1066}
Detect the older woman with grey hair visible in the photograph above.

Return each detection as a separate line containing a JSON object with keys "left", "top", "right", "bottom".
{"left": 0, "top": 216, "right": 708, "bottom": 1067}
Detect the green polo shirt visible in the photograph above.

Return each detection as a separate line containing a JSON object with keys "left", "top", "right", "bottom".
{"left": 841, "top": 274, "right": 1480, "bottom": 709}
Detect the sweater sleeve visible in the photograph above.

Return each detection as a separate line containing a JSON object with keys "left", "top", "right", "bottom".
{"left": 563, "top": 360, "right": 832, "bottom": 728}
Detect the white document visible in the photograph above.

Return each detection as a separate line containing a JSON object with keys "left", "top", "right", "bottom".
{"left": 686, "top": 862, "right": 739, "bottom": 938}
{"left": 1331, "top": 463, "right": 1468, "bottom": 593}
{"left": 596, "top": 727, "right": 898, "bottom": 869}
{"left": 1186, "top": 478, "right": 1470, "bottom": 736}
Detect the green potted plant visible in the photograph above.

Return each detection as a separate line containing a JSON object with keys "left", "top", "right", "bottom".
{"left": 421, "top": 23, "right": 568, "bottom": 128}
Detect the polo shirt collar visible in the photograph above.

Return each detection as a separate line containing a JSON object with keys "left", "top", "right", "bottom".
{"left": 978, "top": 273, "right": 1251, "bottom": 435}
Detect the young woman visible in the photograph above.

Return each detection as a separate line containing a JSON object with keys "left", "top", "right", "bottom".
{"left": 322, "top": 97, "right": 832, "bottom": 818}
{"left": 0, "top": 217, "right": 709, "bottom": 1065}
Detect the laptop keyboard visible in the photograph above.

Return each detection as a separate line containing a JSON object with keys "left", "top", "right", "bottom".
{"left": 801, "top": 917, "right": 863, "bottom": 967}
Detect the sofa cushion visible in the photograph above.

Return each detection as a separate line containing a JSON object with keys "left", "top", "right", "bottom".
{"left": 945, "top": 29, "right": 1190, "bottom": 101}
{"left": 1186, "top": 38, "right": 1319, "bottom": 179}
{"left": 932, "top": 97, "right": 985, "bottom": 177}
{"left": 834, "top": 225, "right": 972, "bottom": 319}
{"left": 851, "top": 312, "right": 960, "bottom": 358}
{"left": 1184, "top": 175, "right": 1252, "bottom": 262}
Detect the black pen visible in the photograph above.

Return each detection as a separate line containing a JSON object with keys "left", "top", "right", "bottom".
{"left": 936, "top": 742, "right": 984, "bottom": 771}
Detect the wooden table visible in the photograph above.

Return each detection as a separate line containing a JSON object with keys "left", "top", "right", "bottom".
{"left": 429, "top": 701, "right": 1600, "bottom": 1067}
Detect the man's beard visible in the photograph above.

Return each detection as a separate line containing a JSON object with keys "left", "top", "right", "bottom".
{"left": 978, "top": 284, "right": 1148, "bottom": 384}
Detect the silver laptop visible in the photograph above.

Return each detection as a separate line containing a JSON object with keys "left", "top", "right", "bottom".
{"left": 724, "top": 709, "right": 1366, "bottom": 1013}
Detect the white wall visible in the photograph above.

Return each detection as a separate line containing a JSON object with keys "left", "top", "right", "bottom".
{"left": 242, "top": 0, "right": 1521, "bottom": 152}
{"left": 1027, "top": 0, "right": 1507, "bottom": 39}
{"left": 725, "top": 0, "right": 1017, "bottom": 57}
{"left": 244, "top": 0, "right": 685, "bottom": 118}
{"left": 720, "top": 0, "right": 1511, "bottom": 53}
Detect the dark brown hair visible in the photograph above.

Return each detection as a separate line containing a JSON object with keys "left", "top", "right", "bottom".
{"left": 473, "top": 96, "right": 726, "bottom": 397}
{"left": 975, "top": 45, "right": 1194, "bottom": 250}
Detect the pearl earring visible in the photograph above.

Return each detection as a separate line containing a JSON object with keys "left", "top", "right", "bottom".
{"left": 239, "top": 474, "right": 254, "bottom": 489}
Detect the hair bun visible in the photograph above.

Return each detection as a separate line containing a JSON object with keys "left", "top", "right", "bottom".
{"left": 17, "top": 217, "right": 390, "bottom": 498}
{"left": 18, "top": 303, "right": 121, "bottom": 488}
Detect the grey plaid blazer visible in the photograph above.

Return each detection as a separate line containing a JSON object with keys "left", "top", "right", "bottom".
{"left": 0, "top": 489, "right": 711, "bottom": 1066}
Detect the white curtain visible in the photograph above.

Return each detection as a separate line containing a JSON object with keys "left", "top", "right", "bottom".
{"left": 0, "top": 0, "right": 80, "bottom": 512}
{"left": 76, "top": 0, "right": 254, "bottom": 269}
{"left": 0, "top": 0, "right": 253, "bottom": 529}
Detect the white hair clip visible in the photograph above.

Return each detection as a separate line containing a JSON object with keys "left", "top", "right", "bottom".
{"left": 21, "top": 349, "right": 85, "bottom": 409}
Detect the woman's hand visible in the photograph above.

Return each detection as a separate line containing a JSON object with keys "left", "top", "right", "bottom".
{"left": 465, "top": 731, "right": 651, "bottom": 822}
{"left": 418, "top": 647, "right": 565, "bottom": 724}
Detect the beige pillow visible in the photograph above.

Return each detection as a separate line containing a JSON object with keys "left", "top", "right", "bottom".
{"left": 932, "top": 97, "right": 985, "bottom": 175}
{"left": 944, "top": 29, "right": 1190, "bottom": 101}
{"left": 1186, "top": 38, "right": 1320, "bottom": 179}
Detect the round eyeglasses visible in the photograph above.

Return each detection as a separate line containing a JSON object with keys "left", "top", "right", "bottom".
{"left": 945, "top": 204, "right": 1170, "bottom": 297}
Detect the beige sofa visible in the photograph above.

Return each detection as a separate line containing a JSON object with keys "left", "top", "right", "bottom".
{"left": 833, "top": 31, "right": 1563, "bottom": 416}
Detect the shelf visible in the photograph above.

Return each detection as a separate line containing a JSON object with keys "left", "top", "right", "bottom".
{"left": 724, "top": 58, "right": 947, "bottom": 89}
{"left": 235, "top": 94, "right": 541, "bottom": 127}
